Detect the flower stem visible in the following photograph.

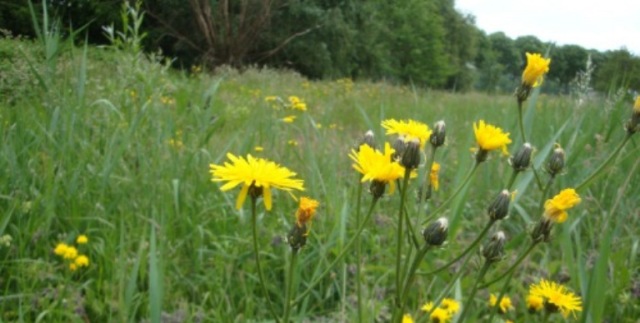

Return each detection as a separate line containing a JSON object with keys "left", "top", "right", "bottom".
{"left": 422, "top": 162, "right": 480, "bottom": 225}
{"left": 537, "top": 175, "right": 555, "bottom": 215}
{"left": 418, "top": 145, "right": 437, "bottom": 211}
{"left": 457, "top": 261, "right": 492, "bottom": 322}
{"left": 487, "top": 260, "right": 517, "bottom": 322}
{"left": 426, "top": 220, "right": 495, "bottom": 275}
{"left": 292, "top": 197, "right": 379, "bottom": 306}
{"left": 517, "top": 101, "right": 544, "bottom": 190}
{"left": 398, "top": 245, "right": 431, "bottom": 317}
{"left": 576, "top": 134, "right": 631, "bottom": 192}
{"left": 355, "top": 182, "right": 363, "bottom": 322}
{"left": 506, "top": 170, "right": 518, "bottom": 190}
{"left": 395, "top": 169, "right": 412, "bottom": 310}
{"left": 480, "top": 241, "right": 539, "bottom": 289}
{"left": 282, "top": 249, "right": 298, "bottom": 323}
{"left": 251, "top": 198, "right": 280, "bottom": 322}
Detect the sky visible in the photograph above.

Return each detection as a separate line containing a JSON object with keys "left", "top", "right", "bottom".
{"left": 455, "top": 0, "right": 640, "bottom": 54}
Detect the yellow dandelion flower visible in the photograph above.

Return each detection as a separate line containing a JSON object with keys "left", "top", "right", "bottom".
{"left": 283, "top": 115, "right": 296, "bottom": 123}
{"left": 529, "top": 279, "right": 582, "bottom": 318}
{"left": 74, "top": 255, "right": 90, "bottom": 267}
{"left": 381, "top": 119, "right": 432, "bottom": 147}
{"left": 430, "top": 162, "right": 441, "bottom": 191}
{"left": 402, "top": 314, "right": 414, "bottom": 323}
{"left": 634, "top": 96, "right": 640, "bottom": 113}
{"left": 76, "top": 235, "right": 88, "bottom": 244}
{"left": 69, "top": 263, "right": 78, "bottom": 271}
{"left": 440, "top": 298, "right": 460, "bottom": 315}
{"left": 527, "top": 294, "right": 544, "bottom": 312}
{"left": 430, "top": 307, "right": 452, "bottom": 323}
{"left": 544, "top": 188, "right": 581, "bottom": 223}
{"left": 296, "top": 197, "right": 319, "bottom": 227}
{"left": 209, "top": 154, "right": 304, "bottom": 211}
{"left": 421, "top": 301, "right": 435, "bottom": 312}
{"left": 522, "top": 52, "right": 551, "bottom": 87}
{"left": 254, "top": 146, "right": 264, "bottom": 152}
{"left": 265, "top": 96, "right": 278, "bottom": 102}
{"left": 349, "top": 142, "right": 405, "bottom": 194}
{"left": 288, "top": 140, "right": 298, "bottom": 146}
{"left": 473, "top": 120, "right": 511, "bottom": 154}
{"left": 490, "top": 293, "right": 514, "bottom": 314}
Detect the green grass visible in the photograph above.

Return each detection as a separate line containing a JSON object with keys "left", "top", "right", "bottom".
{"left": 0, "top": 34, "right": 638, "bottom": 322}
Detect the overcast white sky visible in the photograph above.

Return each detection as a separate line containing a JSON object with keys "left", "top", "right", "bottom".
{"left": 455, "top": 0, "right": 640, "bottom": 54}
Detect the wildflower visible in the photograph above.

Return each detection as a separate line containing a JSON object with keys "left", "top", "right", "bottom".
{"left": 76, "top": 235, "right": 88, "bottom": 244}
{"left": 529, "top": 279, "right": 582, "bottom": 318}
{"left": 430, "top": 307, "right": 451, "bottom": 323}
{"left": 295, "top": 197, "right": 319, "bottom": 227}
{"left": 74, "top": 255, "right": 90, "bottom": 268}
{"left": 527, "top": 294, "right": 544, "bottom": 313}
{"left": 54, "top": 243, "right": 70, "bottom": 256}
{"left": 522, "top": 52, "right": 551, "bottom": 88}
{"left": 282, "top": 115, "right": 296, "bottom": 123}
{"left": 421, "top": 301, "right": 435, "bottom": 312}
{"left": 381, "top": 119, "right": 432, "bottom": 148}
{"left": 510, "top": 143, "right": 533, "bottom": 172}
{"left": 69, "top": 263, "right": 78, "bottom": 271}
{"left": 402, "top": 314, "right": 414, "bottom": 323}
{"left": 254, "top": 146, "right": 264, "bottom": 152}
{"left": 401, "top": 139, "right": 421, "bottom": 169}
{"left": 422, "top": 217, "right": 449, "bottom": 246}
{"left": 546, "top": 144, "right": 565, "bottom": 176}
{"left": 440, "top": 298, "right": 461, "bottom": 315}
{"left": 487, "top": 190, "right": 511, "bottom": 221}
{"left": 288, "top": 140, "right": 298, "bottom": 146}
{"left": 489, "top": 293, "right": 514, "bottom": 314}
{"left": 288, "top": 96, "right": 307, "bottom": 111}
{"left": 358, "top": 130, "right": 376, "bottom": 151}
{"left": 209, "top": 153, "right": 304, "bottom": 210}
{"left": 430, "top": 162, "right": 441, "bottom": 191}
{"left": 544, "top": 188, "right": 581, "bottom": 223}
{"left": 430, "top": 120, "right": 446, "bottom": 148}
{"left": 482, "top": 231, "right": 506, "bottom": 262}
{"left": 473, "top": 120, "right": 511, "bottom": 161}
{"left": 349, "top": 142, "right": 405, "bottom": 195}
{"left": 625, "top": 96, "right": 640, "bottom": 134}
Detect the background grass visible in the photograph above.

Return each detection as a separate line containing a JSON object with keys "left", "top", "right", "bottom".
{"left": 0, "top": 34, "right": 638, "bottom": 322}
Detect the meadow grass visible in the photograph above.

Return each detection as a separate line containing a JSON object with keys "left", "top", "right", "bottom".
{"left": 0, "top": 33, "right": 639, "bottom": 322}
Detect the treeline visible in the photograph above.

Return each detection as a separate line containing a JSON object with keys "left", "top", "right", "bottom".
{"left": 2, "top": 0, "right": 639, "bottom": 93}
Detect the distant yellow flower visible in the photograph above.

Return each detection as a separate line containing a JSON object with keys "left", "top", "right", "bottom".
{"left": 288, "top": 96, "right": 307, "bottom": 111}
{"left": 254, "top": 146, "right": 264, "bottom": 152}
{"left": 349, "top": 142, "right": 405, "bottom": 194}
{"left": 209, "top": 154, "right": 304, "bottom": 210}
{"left": 60, "top": 245, "right": 78, "bottom": 260}
{"left": 288, "top": 140, "right": 298, "bottom": 146}
{"left": 421, "top": 301, "right": 434, "bottom": 312}
{"left": 296, "top": 197, "right": 319, "bottom": 227}
{"left": 473, "top": 120, "right": 511, "bottom": 154}
{"left": 544, "top": 188, "right": 581, "bottom": 223}
{"left": 490, "top": 293, "right": 514, "bottom": 314}
{"left": 315, "top": 123, "right": 323, "bottom": 129}
{"left": 54, "top": 243, "right": 69, "bottom": 256}
{"left": 75, "top": 255, "right": 90, "bottom": 267}
{"left": 440, "top": 298, "right": 460, "bottom": 315}
{"left": 529, "top": 279, "right": 582, "bottom": 318}
{"left": 76, "top": 235, "right": 88, "bottom": 244}
{"left": 527, "top": 294, "right": 544, "bottom": 312}
{"left": 69, "top": 263, "right": 78, "bottom": 271}
{"left": 264, "top": 96, "right": 278, "bottom": 102}
{"left": 283, "top": 115, "right": 296, "bottom": 123}
{"left": 430, "top": 162, "right": 441, "bottom": 191}
{"left": 402, "top": 314, "right": 414, "bottom": 323}
{"left": 381, "top": 119, "right": 432, "bottom": 147}
{"left": 634, "top": 96, "right": 640, "bottom": 113}
{"left": 522, "top": 52, "right": 551, "bottom": 87}
{"left": 430, "top": 307, "right": 452, "bottom": 323}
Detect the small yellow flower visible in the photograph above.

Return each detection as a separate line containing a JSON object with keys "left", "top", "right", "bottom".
{"left": 527, "top": 294, "right": 544, "bottom": 312}
{"left": 349, "top": 143, "right": 405, "bottom": 194}
{"left": 421, "top": 301, "right": 435, "bottom": 312}
{"left": 381, "top": 119, "right": 432, "bottom": 147}
{"left": 288, "top": 140, "right": 298, "bottom": 146}
{"left": 402, "top": 314, "right": 414, "bottom": 323}
{"left": 296, "top": 197, "right": 319, "bottom": 227}
{"left": 473, "top": 120, "right": 511, "bottom": 154}
{"left": 76, "top": 235, "right": 88, "bottom": 244}
{"left": 75, "top": 255, "right": 90, "bottom": 267}
{"left": 254, "top": 146, "right": 264, "bottom": 152}
{"left": 315, "top": 123, "right": 323, "bottom": 129}
{"left": 265, "top": 95, "right": 278, "bottom": 102}
{"left": 529, "top": 279, "right": 582, "bottom": 318}
{"left": 430, "top": 307, "right": 452, "bottom": 323}
{"left": 634, "top": 96, "right": 640, "bottom": 113}
{"left": 522, "top": 52, "right": 551, "bottom": 87}
{"left": 209, "top": 154, "right": 304, "bottom": 210}
{"left": 440, "top": 298, "right": 460, "bottom": 315}
{"left": 288, "top": 96, "right": 307, "bottom": 111}
{"left": 283, "top": 115, "right": 296, "bottom": 123}
{"left": 490, "top": 293, "right": 514, "bottom": 314}
{"left": 544, "top": 188, "right": 581, "bottom": 223}
{"left": 69, "top": 263, "right": 78, "bottom": 271}
{"left": 430, "top": 162, "right": 441, "bottom": 191}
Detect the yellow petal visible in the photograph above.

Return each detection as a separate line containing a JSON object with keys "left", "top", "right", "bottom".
{"left": 263, "top": 186, "right": 272, "bottom": 210}
{"left": 236, "top": 184, "right": 250, "bottom": 209}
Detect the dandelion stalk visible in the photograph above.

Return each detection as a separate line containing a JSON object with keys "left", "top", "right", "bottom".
{"left": 457, "top": 261, "right": 492, "bottom": 322}
{"left": 422, "top": 162, "right": 480, "bottom": 225}
{"left": 355, "top": 181, "right": 364, "bottom": 322}
{"left": 395, "top": 168, "right": 412, "bottom": 309}
{"left": 292, "top": 197, "right": 379, "bottom": 306}
{"left": 576, "top": 133, "right": 631, "bottom": 192}
{"left": 282, "top": 249, "right": 298, "bottom": 323}
{"left": 480, "top": 241, "right": 539, "bottom": 289}
{"left": 516, "top": 102, "right": 544, "bottom": 190}
{"left": 486, "top": 263, "right": 517, "bottom": 322}
{"left": 251, "top": 197, "right": 280, "bottom": 322}
{"left": 398, "top": 245, "right": 431, "bottom": 317}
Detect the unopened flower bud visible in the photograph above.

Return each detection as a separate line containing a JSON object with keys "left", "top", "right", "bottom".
{"left": 487, "top": 190, "right": 511, "bottom": 221}
{"left": 369, "top": 180, "right": 386, "bottom": 199}
{"left": 358, "top": 130, "right": 376, "bottom": 151}
{"left": 531, "top": 218, "right": 553, "bottom": 243}
{"left": 482, "top": 231, "right": 506, "bottom": 262}
{"left": 392, "top": 137, "right": 406, "bottom": 161}
{"left": 430, "top": 120, "right": 446, "bottom": 147}
{"left": 510, "top": 143, "right": 533, "bottom": 172}
{"left": 287, "top": 224, "right": 308, "bottom": 251}
{"left": 546, "top": 144, "right": 565, "bottom": 176}
{"left": 422, "top": 217, "right": 449, "bottom": 246}
{"left": 401, "top": 139, "right": 421, "bottom": 169}
{"left": 625, "top": 97, "right": 640, "bottom": 134}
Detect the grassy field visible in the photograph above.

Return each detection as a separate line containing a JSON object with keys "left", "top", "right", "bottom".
{"left": 0, "top": 31, "right": 639, "bottom": 323}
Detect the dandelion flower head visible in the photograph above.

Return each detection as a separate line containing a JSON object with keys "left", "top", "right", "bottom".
{"left": 544, "top": 188, "right": 581, "bottom": 223}
{"left": 440, "top": 298, "right": 460, "bottom": 315}
{"left": 430, "top": 307, "right": 452, "bottom": 323}
{"left": 296, "top": 197, "right": 319, "bottom": 227}
{"left": 474, "top": 120, "right": 512, "bottom": 154}
{"left": 522, "top": 52, "right": 551, "bottom": 87}
{"left": 402, "top": 314, "right": 414, "bottom": 323}
{"left": 430, "top": 162, "right": 441, "bottom": 191}
{"left": 527, "top": 294, "right": 544, "bottom": 312}
{"left": 210, "top": 153, "right": 304, "bottom": 210}
{"left": 349, "top": 142, "right": 405, "bottom": 193}
{"left": 76, "top": 235, "right": 88, "bottom": 244}
{"left": 382, "top": 119, "right": 432, "bottom": 148}
{"left": 490, "top": 293, "right": 514, "bottom": 314}
{"left": 529, "top": 279, "right": 582, "bottom": 318}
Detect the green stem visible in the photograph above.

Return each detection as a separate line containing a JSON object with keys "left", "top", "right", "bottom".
{"left": 251, "top": 198, "right": 280, "bottom": 322}
{"left": 506, "top": 170, "right": 518, "bottom": 190}
{"left": 282, "top": 250, "right": 298, "bottom": 323}
{"left": 576, "top": 134, "right": 631, "bottom": 192}
{"left": 418, "top": 145, "right": 437, "bottom": 210}
{"left": 402, "top": 204, "right": 421, "bottom": 249}
{"left": 487, "top": 259, "right": 518, "bottom": 322}
{"left": 422, "top": 162, "right": 480, "bottom": 225}
{"left": 427, "top": 248, "right": 473, "bottom": 317}
{"left": 398, "top": 245, "right": 431, "bottom": 317}
{"left": 355, "top": 182, "right": 363, "bottom": 323}
{"left": 517, "top": 101, "right": 544, "bottom": 190}
{"left": 395, "top": 169, "right": 412, "bottom": 310}
{"left": 292, "top": 197, "right": 379, "bottom": 306}
{"left": 426, "top": 220, "right": 495, "bottom": 275}
{"left": 480, "top": 241, "right": 539, "bottom": 289}
{"left": 457, "top": 261, "right": 492, "bottom": 322}
{"left": 537, "top": 175, "right": 555, "bottom": 215}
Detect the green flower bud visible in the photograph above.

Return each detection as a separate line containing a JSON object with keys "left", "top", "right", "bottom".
{"left": 392, "top": 136, "right": 406, "bottom": 161}
{"left": 358, "top": 130, "right": 376, "bottom": 151}
{"left": 287, "top": 223, "right": 308, "bottom": 251}
{"left": 487, "top": 190, "right": 511, "bottom": 221}
{"left": 401, "top": 139, "right": 421, "bottom": 169}
{"left": 531, "top": 218, "right": 553, "bottom": 243}
{"left": 422, "top": 217, "right": 449, "bottom": 246}
{"left": 482, "top": 231, "right": 506, "bottom": 262}
{"left": 430, "top": 120, "right": 446, "bottom": 148}
{"left": 369, "top": 180, "right": 386, "bottom": 199}
{"left": 510, "top": 143, "right": 533, "bottom": 172}
{"left": 546, "top": 144, "right": 565, "bottom": 176}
